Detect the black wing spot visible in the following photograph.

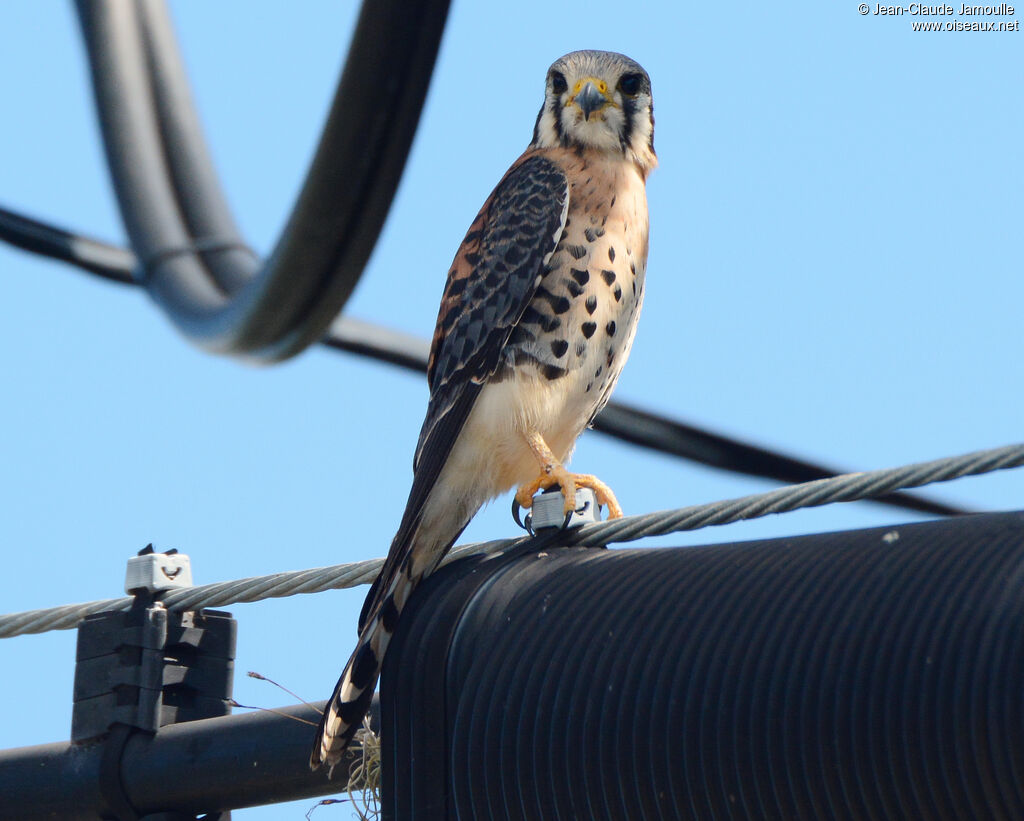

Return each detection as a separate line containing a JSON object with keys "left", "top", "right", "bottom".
{"left": 575, "top": 341, "right": 587, "bottom": 357}
{"left": 542, "top": 363, "right": 567, "bottom": 380}
{"left": 608, "top": 246, "right": 616, "bottom": 262}
{"left": 521, "top": 305, "right": 561, "bottom": 333}
{"left": 601, "top": 269, "right": 616, "bottom": 285}
{"left": 606, "top": 321, "right": 617, "bottom": 337}
{"left": 512, "top": 324, "right": 538, "bottom": 345}
{"left": 536, "top": 288, "right": 571, "bottom": 314}
{"left": 505, "top": 244, "right": 526, "bottom": 265}
{"left": 447, "top": 276, "right": 468, "bottom": 298}
{"left": 565, "top": 278, "right": 584, "bottom": 298}
{"left": 571, "top": 268, "right": 590, "bottom": 286}
{"left": 581, "top": 322, "right": 597, "bottom": 339}
{"left": 550, "top": 339, "right": 569, "bottom": 358}
{"left": 585, "top": 295, "right": 598, "bottom": 315}
{"left": 464, "top": 251, "right": 481, "bottom": 267}
{"left": 613, "top": 284, "right": 622, "bottom": 302}
{"left": 566, "top": 244, "right": 588, "bottom": 260}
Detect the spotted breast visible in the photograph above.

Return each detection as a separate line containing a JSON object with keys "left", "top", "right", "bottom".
{"left": 496, "top": 146, "right": 648, "bottom": 446}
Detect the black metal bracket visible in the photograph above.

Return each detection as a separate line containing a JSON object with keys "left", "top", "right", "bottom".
{"left": 72, "top": 604, "right": 236, "bottom": 743}
{"left": 72, "top": 597, "right": 236, "bottom": 821}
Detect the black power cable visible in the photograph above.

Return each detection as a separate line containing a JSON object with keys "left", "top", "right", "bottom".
{"left": 74, "top": 0, "right": 450, "bottom": 360}
{"left": 0, "top": 206, "right": 134, "bottom": 285}
{"left": 0, "top": 206, "right": 968, "bottom": 518}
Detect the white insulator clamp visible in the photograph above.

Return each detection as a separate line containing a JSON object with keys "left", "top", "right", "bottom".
{"left": 124, "top": 544, "right": 193, "bottom": 595}
{"left": 526, "top": 486, "right": 601, "bottom": 532}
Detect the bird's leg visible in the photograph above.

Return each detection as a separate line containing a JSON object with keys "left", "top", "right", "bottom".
{"left": 514, "top": 431, "right": 578, "bottom": 513}
{"left": 514, "top": 431, "right": 624, "bottom": 519}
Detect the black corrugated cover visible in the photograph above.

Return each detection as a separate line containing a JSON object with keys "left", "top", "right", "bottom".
{"left": 380, "top": 511, "right": 1024, "bottom": 820}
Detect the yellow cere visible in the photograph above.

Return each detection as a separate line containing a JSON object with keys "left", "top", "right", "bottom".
{"left": 573, "top": 76, "right": 608, "bottom": 95}
{"left": 566, "top": 76, "right": 617, "bottom": 110}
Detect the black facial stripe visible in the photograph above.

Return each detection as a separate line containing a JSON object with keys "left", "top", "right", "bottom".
{"left": 620, "top": 93, "right": 636, "bottom": 153}
{"left": 550, "top": 93, "right": 566, "bottom": 145}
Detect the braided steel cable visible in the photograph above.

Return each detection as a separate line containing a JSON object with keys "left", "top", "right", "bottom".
{"left": 550, "top": 441, "right": 1024, "bottom": 548}
{"left": 2, "top": 442, "right": 1019, "bottom": 640}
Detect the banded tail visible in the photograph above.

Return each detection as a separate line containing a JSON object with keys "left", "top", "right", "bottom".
{"left": 309, "top": 580, "right": 399, "bottom": 774}
{"left": 310, "top": 506, "right": 469, "bottom": 773}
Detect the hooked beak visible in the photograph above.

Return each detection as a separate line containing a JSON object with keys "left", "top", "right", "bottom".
{"left": 573, "top": 81, "right": 608, "bottom": 121}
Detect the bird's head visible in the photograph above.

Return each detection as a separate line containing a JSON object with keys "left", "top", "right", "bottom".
{"left": 531, "top": 50, "right": 656, "bottom": 174}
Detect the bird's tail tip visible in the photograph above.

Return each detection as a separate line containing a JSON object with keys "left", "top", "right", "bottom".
{"left": 309, "top": 618, "right": 391, "bottom": 773}
{"left": 309, "top": 742, "right": 343, "bottom": 778}
{"left": 310, "top": 678, "right": 376, "bottom": 773}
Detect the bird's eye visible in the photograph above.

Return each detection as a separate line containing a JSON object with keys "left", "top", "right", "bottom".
{"left": 618, "top": 73, "right": 642, "bottom": 96}
{"left": 550, "top": 72, "right": 568, "bottom": 94}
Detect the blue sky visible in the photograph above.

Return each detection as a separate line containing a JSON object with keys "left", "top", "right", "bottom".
{"left": 0, "top": 2, "right": 1020, "bottom": 817}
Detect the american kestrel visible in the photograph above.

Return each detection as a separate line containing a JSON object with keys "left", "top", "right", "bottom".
{"left": 312, "top": 50, "right": 656, "bottom": 772}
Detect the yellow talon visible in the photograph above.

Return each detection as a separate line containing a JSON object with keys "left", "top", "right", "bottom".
{"left": 515, "top": 432, "right": 624, "bottom": 519}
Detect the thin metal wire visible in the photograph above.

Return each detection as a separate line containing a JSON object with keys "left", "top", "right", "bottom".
{"left": 2, "top": 442, "right": 1018, "bottom": 640}
{"left": 0, "top": 205, "right": 971, "bottom": 518}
